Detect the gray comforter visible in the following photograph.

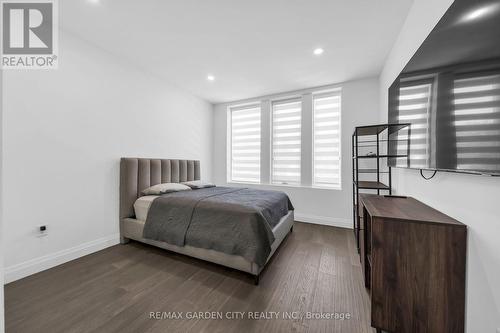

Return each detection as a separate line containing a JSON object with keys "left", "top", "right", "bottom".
{"left": 142, "top": 187, "right": 294, "bottom": 266}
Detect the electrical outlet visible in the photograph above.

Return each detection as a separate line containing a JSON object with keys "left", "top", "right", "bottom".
{"left": 37, "top": 225, "right": 48, "bottom": 237}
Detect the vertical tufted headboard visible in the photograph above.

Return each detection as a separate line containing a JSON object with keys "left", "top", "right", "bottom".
{"left": 119, "top": 158, "right": 200, "bottom": 219}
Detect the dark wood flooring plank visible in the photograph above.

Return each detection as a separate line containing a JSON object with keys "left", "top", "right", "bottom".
{"left": 5, "top": 222, "right": 373, "bottom": 333}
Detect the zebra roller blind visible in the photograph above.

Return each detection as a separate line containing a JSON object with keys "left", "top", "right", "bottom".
{"left": 271, "top": 99, "right": 302, "bottom": 185}
{"left": 230, "top": 104, "right": 261, "bottom": 183}
{"left": 453, "top": 73, "right": 500, "bottom": 173}
{"left": 313, "top": 91, "right": 341, "bottom": 188}
{"left": 395, "top": 81, "right": 433, "bottom": 168}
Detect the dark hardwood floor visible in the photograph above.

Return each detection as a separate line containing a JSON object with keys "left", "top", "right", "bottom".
{"left": 5, "top": 222, "right": 374, "bottom": 333}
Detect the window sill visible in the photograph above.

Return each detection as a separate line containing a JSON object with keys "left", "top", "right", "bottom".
{"left": 226, "top": 181, "right": 342, "bottom": 191}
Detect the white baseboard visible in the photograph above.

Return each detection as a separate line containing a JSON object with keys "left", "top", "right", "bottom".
{"left": 4, "top": 234, "right": 120, "bottom": 284}
{"left": 294, "top": 212, "right": 352, "bottom": 229}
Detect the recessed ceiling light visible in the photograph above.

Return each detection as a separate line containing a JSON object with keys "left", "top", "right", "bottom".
{"left": 207, "top": 75, "right": 215, "bottom": 81}
{"left": 313, "top": 48, "right": 324, "bottom": 56}
{"left": 462, "top": 4, "right": 500, "bottom": 22}
{"left": 87, "top": 0, "right": 100, "bottom": 4}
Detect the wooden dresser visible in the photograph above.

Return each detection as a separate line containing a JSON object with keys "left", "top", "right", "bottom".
{"left": 359, "top": 194, "right": 467, "bottom": 333}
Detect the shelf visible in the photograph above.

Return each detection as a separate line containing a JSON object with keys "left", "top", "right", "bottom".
{"left": 358, "top": 143, "right": 384, "bottom": 149}
{"left": 356, "top": 169, "right": 390, "bottom": 174}
{"left": 354, "top": 139, "right": 408, "bottom": 144}
{"left": 355, "top": 181, "right": 390, "bottom": 190}
{"left": 356, "top": 144, "right": 380, "bottom": 147}
{"left": 353, "top": 154, "right": 408, "bottom": 159}
{"left": 352, "top": 123, "right": 407, "bottom": 260}
{"left": 353, "top": 123, "right": 410, "bottom": 136}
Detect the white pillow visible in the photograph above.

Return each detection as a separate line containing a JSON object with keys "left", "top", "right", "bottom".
{"left": 141, "top": 183, "right": 191, "bottom": 196}
{"left": 134, "top": 195, "right": 159, "bottom": 221}
{"left": 182, "top": 180, "right": 216, "bottom": 189}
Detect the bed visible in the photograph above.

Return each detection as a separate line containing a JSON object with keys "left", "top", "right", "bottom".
{"left": 119, "top": 158, "right": 294, "bottom": 284}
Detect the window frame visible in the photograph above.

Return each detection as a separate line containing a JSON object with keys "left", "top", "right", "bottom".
{"left": 226, "top": 88, "right": 343, "bottom": 191}
{"left": 270, "top": 97, "right": 303, "bottom": 186}
{"left": 312, "top": 89, "right": 342, "bottom": 189}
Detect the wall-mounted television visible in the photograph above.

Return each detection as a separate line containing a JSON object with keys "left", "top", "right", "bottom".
{"left": 388, "top": 0, "right": 500, "bottom": 175}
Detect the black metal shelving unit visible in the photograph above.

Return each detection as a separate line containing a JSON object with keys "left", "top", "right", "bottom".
{"left": 352, "top": 123, "right": 410, "bottom": 252}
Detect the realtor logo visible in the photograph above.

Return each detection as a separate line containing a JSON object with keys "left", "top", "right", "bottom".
{"left": 1, "top": 0, "right": 58, "bottom": 69}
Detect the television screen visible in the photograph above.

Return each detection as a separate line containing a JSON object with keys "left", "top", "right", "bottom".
{"left": 388, "top": 0, "right": 500, "bottom": 175}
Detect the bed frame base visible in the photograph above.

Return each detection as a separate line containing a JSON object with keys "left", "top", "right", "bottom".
{"left": 120, "top": 218, "right": 294, "bottom": 287}
{"left": 120, "top": 209, "right": 294, "bottom": 287}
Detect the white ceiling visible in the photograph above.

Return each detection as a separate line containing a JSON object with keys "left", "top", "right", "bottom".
{"left": 61, "top": 0, "right": 413, "bottom": 104}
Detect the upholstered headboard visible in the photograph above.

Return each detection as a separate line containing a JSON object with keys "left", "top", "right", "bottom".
{"left": 119, "top": 158, "right": 200, "bottom": 219}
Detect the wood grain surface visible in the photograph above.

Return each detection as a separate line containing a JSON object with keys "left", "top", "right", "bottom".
{"left": 5, "top": 222, "right": 375, "bottom": 333}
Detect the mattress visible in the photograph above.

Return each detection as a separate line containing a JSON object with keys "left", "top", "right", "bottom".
{"left": 133, "top": 195, "right": 159, "bottom": 221}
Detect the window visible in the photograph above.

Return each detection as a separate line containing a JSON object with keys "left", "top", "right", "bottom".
{"left": 271, "top": 99, "right": 302, "bottom": 185}
{"left": 229, "top": 104, "right": 261, "bottom": 183}
{"left": 227, "top": 87, "right": 343, "bottom": 189}
{"left": 313, "top": 91, "right": 341, "bottom": 188}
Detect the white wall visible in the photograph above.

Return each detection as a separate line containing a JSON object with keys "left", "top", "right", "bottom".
{"left": 379, "top": 1, "right": 500, "bottom": 332}
{"left": 0, "top": 64, "right": 5, "bottom": 332}
{"left": 2, "top": 31, "right": 213, "bottom": 283}
{"left": 213, "top": 78, "right": 380, "bottom": 227}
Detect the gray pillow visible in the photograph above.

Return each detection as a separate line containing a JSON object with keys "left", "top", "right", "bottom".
{"left": 141, "top": 183, "right": 191, "bottom": 196}
{"left": 182, "top": 180, "right": 216, "bottom": 189}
